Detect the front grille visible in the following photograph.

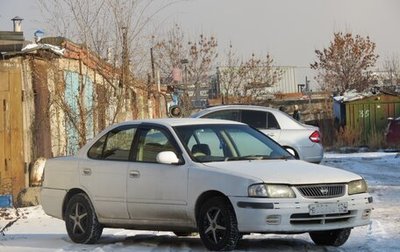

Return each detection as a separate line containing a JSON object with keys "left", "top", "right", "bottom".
{"left": 290, "top": 211, "right": 356, "bottom": 225}
{"left": 296, "top": 184, "right": 345, "bottom": 198}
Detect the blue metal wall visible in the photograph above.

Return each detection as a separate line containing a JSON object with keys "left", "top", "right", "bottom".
{"left": 64, "top": 71, "right": 93, "bottom": 155}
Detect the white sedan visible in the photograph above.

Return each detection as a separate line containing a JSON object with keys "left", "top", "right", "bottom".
{"left": 41, "top": 118, "right": 372, "bottom": 251}
{"left": 191, "top": 105, "right": 324, "bottom": 163}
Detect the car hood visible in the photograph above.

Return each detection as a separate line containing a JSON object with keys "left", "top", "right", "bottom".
{"left": 202, "top": 160, "right": 361, "bottom": 184}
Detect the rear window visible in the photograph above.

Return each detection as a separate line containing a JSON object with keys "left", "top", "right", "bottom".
{"left": 203, "top": 110, "right": 240, "bottom": 122}
{"left": 267, "top": 112, "right": 280, "bottom": 129}
{"left": 242, "top": 110, "right": 267, "bottom": 128}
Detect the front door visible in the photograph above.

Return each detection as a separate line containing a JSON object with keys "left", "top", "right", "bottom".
{"left": 127, "top": 126, "right": 188, "bottom": 224}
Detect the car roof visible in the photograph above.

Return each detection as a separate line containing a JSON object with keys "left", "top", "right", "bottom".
{"left": 110, "top": 118, "right": 245, "bottom": 128}
{"left": 190, "top": 104, "right": 318, "bottom": 130}
{"left": 191, "top": 105, "right": 282, "bottom": 117}
{"left": 77, "top": 118, "right": 245, "bottom": 158}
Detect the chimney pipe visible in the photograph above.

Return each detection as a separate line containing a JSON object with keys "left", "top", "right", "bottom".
{"left": 11, "top": 16, "right": 23, "bottom": 32}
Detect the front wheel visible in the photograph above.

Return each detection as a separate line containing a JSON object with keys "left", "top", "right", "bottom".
{"left": 198, "top": 197, "right": 240, "bottom": 251}
{"left": 65, "top": 193, "right": 103, "bottom": 244}
{"left": 309, "top": 228, "right": 351, "bottom": 246}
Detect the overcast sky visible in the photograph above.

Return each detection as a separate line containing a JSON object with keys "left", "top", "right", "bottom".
{"left": 1, "top": 0, "right": 399, "bottom": 68}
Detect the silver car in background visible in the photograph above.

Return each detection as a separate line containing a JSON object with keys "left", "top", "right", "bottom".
{"left": 191, "top": 105, "right": 323, "bottom": 163}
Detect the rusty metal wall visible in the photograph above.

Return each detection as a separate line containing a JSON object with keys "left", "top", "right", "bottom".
{"left": 32, "top": 59, "right": 53, "bottom": 159}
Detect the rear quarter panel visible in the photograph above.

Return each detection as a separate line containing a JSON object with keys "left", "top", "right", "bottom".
{"left": 276, "top": 128, "right": 316, "bottom": 148}
{"left": 41, "top": 157, "right": 81, "bottom": 219}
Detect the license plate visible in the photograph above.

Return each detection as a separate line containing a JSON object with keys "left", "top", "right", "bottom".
{"left": 309, "top": 202, "right": 348, "bottom": 216}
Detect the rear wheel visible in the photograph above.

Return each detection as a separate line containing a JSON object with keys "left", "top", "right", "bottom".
{"left": 65, "top": 193, "right": 103, "bottom": 244}
{"left": 198, "top": 197, "right": 240, "bottom": 251}
{"left": 309, "top": 228, "right": 351, "bottom": 246}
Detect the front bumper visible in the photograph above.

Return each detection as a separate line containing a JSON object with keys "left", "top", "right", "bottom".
{"left": 229, "top": 193, "right": 372, "bottom": 233}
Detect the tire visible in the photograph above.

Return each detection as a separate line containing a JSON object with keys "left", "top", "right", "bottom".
{"left": 309, "top": 228, "right": 351, "bottom": 246}
{"left": 64, "top": 193, "right": 103, "bottom": 244}
{"left": 173, "top": 231, "right": 197, "bottom": 237}
{"left": 198, "top": 196, "right": 240, "bottom": 251}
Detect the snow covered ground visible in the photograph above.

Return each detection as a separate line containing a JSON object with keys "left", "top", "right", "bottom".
{"left": 1, "top": 152, "right": 399, "bottom": 252}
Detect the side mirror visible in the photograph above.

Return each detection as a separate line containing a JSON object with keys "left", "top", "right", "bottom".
{"left": 156, "top": 151, "right": 180, "bottom": 164}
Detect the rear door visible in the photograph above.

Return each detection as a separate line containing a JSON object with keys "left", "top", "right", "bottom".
{"left": 79, "top": 125, "right": 137, "bottom": 220}
{"left": 241, "top": 110, "right": 281, "bottom": 141}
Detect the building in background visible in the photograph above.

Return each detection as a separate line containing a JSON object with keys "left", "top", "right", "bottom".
{"left": 333, "top": 89, "right": 400, "bottom": 141}
{"left": 0, "top": 18, "right": 167, "bottom": 202}
{"left": 211, "top": 65, "right": 300, "bottom": 102}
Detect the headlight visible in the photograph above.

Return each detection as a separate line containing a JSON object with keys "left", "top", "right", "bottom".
{"left": 348, "top": 179, "right": 368, "bottom": 195}
{"left": 248, "top": 184, "right": 296, "bottom": 198}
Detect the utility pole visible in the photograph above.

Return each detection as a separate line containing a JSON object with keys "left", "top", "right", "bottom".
{"left": 305, "top": 76, "right": 310, "bottom": 92}
{"left": 120, "top": 26, "right": 129, "bottom": 88}
{"left": 150, "top": 47, "right": 156, "bottom": 83}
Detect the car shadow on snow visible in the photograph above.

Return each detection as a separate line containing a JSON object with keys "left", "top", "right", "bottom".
{"left": 96, "top": 233, "right": 341, "bottom": 251}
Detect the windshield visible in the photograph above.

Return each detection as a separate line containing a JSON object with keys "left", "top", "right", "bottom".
{"left": 174, "top": 124, "right": 293, "bottom": 163}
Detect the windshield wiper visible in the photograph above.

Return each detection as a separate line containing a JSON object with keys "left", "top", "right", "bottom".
{"left": 225, "top": 155, "right": 292, "bottom": 161}
{"left": 225, "top": 155, "right": 268, "bottom": 161}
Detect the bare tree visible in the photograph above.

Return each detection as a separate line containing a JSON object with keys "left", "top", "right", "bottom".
{"left": 242, "top": 53, "right": 283, "bottom": 98}
{"left": 186, "top": 34, "right": 218, "bottom": 105}
{"left": 152, "top": 24, "right": 186, "bottom": 83}
{"left": 311, "top": 32, "right": 379, "bottom": 93}
{"left": 36, "top": 0, "right": 176, "bottom": 153}
{"left": 31, "top": 53, "right": 122, "bottom": 154}
{"left": 39, "top": 0, "right": 177, "bottom": 76}
{"left": 218, "top": 43, "right": 246, "bottom": 97}
{"left": 152, "top": 24, "right": 218, "bottom": 112}
{"left": 218, "top": 49, "right": 283, "bottom": 101}
{"left": 381, "top": 54, "right": 400, "bottom": 86}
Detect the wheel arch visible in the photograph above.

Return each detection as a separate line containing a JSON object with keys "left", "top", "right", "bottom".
{"left": 194, "top": 190, "right": 235, "bottom": 224}
{"left": 62, "top": 188, "right": 89, "bottom": 220}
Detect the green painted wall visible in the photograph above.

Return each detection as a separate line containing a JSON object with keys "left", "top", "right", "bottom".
{"left": 345, "top": 94, "right": 400, "bottom": 141}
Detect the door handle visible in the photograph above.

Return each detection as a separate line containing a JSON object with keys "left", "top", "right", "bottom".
{"left": 82, "top": 168, "right": 92, "bottom": 176}
{"left": 129, "top": 170, "right": 140, "bottom": 178}
{"left": 267, "top": 134, "right": 275, "bottom": 137}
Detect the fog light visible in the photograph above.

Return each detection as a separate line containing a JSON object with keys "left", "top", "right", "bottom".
{"left": 266, "top": 215, "right": 281, "bottom": 225}
{"left": 362, "top": 209, "right": 372, "bottom": 219}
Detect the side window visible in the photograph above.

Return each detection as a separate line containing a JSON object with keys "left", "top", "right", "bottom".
{"left": 203, "top": 110, "right": 240, "bottom": 122}
{"left": 188, "top": 128, "right": 224, "bottom": 157}
{"left": 227, "top": 128, "right": 273, "bottom": 156}
{"left": 267, "top": 112, "right": 280, "bottom": 129}
{"left": 241, "top": 110, "right": 267, "bottom": 129}
{"left": 87, "top": 135, "right": 107, "bottom": 159}
{"left": 136, "top": 128, "right": 178, "bottom": 163}
{"left": 88, "top": 126, "right": 136, "bottom": 161}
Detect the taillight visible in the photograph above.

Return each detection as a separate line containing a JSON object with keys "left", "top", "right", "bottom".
{"left": 309, "top": 130, "right": 321, "bottom": 143}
